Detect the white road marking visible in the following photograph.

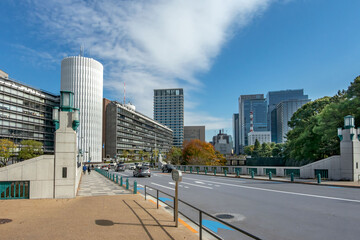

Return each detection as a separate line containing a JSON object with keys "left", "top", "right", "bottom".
{"left": 183, "top": 177, "right": 360, "bottom": 203}
{"left": 184, "top": 186, "right": 189, "bottom": 189}
{"left": 215, "top": 185, "right": 220, "bottom": 187}
{"left": 180, "top": 181, "right": 213, "bottom": 189}
{"left": 195, "top": 181, "right": 205, "bottom": 184}
{"left": 151, "top": 182, "right": 174, "bottom": 191}
{"left": 153, "top": 174, "right": 162, "bottom": 177}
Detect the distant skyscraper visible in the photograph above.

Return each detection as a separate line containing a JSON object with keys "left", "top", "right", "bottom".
{"left": 276, "top": 99, "right": 310, "bottom": 143}
{"left": 266, "top": 89, "right": 308, "bottom": 142}
{"left": 184, "top": 126, "right": 205, "bottom": 142}
{"left": 233, "top": 113, "right": 240, "bottom": 154}
{"left": 61, "top": 56, "right": 103, "bottom": 162}
{"left": 238, "top": 94, "right": 267, "bottom": 153}
{"left": 154, "top": 88, "right": 184, "bottom": 147}
{"left": 212, "top": 130, "right": 233, "bottom": 155}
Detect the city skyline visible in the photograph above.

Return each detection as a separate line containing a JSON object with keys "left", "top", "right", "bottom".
{"left": 1, "top": 0, "right": 359, "bottom": 141}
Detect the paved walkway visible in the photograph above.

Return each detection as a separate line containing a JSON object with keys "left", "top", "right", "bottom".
{"left": 0, "top": 171, "right": 198, "bottom": 240}
{"left": 77, "top": 170, "right": 130, "bottom": 196}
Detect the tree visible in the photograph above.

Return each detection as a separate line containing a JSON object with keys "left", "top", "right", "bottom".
{"left": 0, "top": 139, "right": 16, "bottom": 167}
{"left": 244, "top": 145, "right": 254, "bottom": 156}
{"left": 121, "top": 150, "right": 129, "bottom": 161}
{"left": 272, "top": 143, "right": 284, "bottom": 157}
{"left": 182, "top": 139, "right": 220, "bottom": 165}
{"left": 18, "top": 140, "right": 43, "bottom": 160}
{"left": 138, "top": 150, "right": 144, "bottom": 161}
{"left": 260, "top": 142, "right": 272, "bottom": 157}
{"left": 167, "top": 147, "right": 182, "bottom": 165}
{"left": 252, "top": 139, "right": 261, "bottom": 157}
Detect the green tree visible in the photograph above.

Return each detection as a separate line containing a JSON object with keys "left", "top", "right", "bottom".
{"left": 167, "top": 147, "right": 182, "bottom": 165}
{"left": 244, "top": 145, "right": 254, "bottom": 156}
{"left": 252, "top": 139, "right": 261, "bottom": 157}
{"left": 18, "top": 140, "right": 43, "bottom": 160}
{"left": 260, "top": 142, "right": 272, "bottom": 157}
{"left": 121, "top": 150, "right": 129, "bottom": 161}
{"left": 138, "top": 150, "right": 144, "bottom": 161}
{"left": 272, "top": 143, "right": 284, "bottom": 157}
{"left": 0, "top": 139, "right": 16, "bottom": 167}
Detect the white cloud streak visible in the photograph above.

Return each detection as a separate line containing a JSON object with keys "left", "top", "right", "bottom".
{"left": 28, "top": 0, "right": 271, "bottom": 131}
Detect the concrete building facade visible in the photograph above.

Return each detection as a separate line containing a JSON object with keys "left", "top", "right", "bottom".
{"left": 105, "top": 101, "right": 173, "bottom": 160}
{"left": 0, "top": 70, "right": 59, "bottom": 155}
{"left": 248, "top": 131, "right": 271, "bottom": 145}
{"left": 212, "top": 130, "right": 233, "bottom": 155}
{"left": 184, "top": 126, "right": 205, "bottom": 142}
{"left": 154, "top": 88, "right": 184, "bottom": 147}
{"left": 61, "top": 56, "right": 103, "bottom": 162}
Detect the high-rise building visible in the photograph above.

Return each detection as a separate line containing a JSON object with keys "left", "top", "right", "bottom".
{"left": 154, "top": 88, "right": 184, "bottom": 147}
{"left": 0, "top": 70, "right": 59, "bottom": 155}
{"left": 276, "top": 99, "right": 310, "bottom": 143}
{"left": 238, "top": 94, "right": 267, "bottom": 153}
{"left": 232, "top": 113, "right": 240, "bottom": 154}
{"left": 105, "top": 101, "right": 173, "bottom": 159}
{"left": 61, "top": 56, "right": 103, "bottom": 162}
{"left": 266, "top": 89, "right": 308, "bottom": 142}
{"left": 184, "top": 126, "right": 205, "bottom": 142}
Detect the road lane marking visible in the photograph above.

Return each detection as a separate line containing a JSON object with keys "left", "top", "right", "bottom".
{"left": 180, "top": 181, "right": 213, "bottom": 189}
{"left": 184, "top": 177, "right": 360, "bottom": 203}
{"left": 151, "top": 182, "right": 175, "bottom": 191}
{"left": 195, "top": 181, "right": 205, "bottom": 184}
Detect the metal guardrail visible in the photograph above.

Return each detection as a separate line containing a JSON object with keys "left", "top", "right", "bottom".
{"left": 144, "top": 185, "right": 261, "bottom": 240}
{"left": 95, "top": 168, "right": 137, "bottom": 194}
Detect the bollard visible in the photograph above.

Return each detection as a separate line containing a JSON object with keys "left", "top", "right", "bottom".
{"left": 214, "top": 168, "right": 216, "bottom": 176}
{"left": 205, "top": 169, "right": 207, "bottom": 175}
{"left": 134, "top": 181, "right": 137, "bottom": 194}
{"left": 251, "top": 171, "right": 254, "bottom": 179}
{"left": 197, "top": 168, "right": 199, "bottom": 174}
{"left": 116, "top": 175, "right": 118, "bottom": 183}
{"left": 224, "top": 169, "right": 227, "bottom": 177}
{"left": 120, "top": 176, "right": 123, "bottom": 186}
{"left": 291, "top": 173, "right": 294, "bottom": 182}
{"left": 126, "top": 178, "right": 129, "bottom": 190}
{"left": 317, "top": 173, "right": 321, "bottom": 184}
{"left": 269, "top": 172, "right": 272, "bottom": 180}
{"left": 190, "top": 167, "right": 193, "bottom": 174}
{"left": 236, "top": 169, "right": 240, "bottom": 177}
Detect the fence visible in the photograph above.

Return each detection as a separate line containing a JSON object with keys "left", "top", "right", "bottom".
{"left": 0, "top": 181, "right": 29, "bottom": 199}
{"left": 95, "top": 168, "right": 137, "bottom": 194}
{"left": 144, "top": 185, "right": 261, "bottom": 240}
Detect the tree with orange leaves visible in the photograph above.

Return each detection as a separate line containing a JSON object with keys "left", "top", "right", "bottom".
{"left": 182, "top": 139, "right": 226, "bottom": 166}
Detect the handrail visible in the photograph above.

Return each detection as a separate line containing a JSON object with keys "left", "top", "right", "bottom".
{"left": 144, "top": 184, "right": 261, "bottom": 240}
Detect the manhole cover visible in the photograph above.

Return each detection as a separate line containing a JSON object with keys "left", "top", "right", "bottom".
{"left": 216, "top": 214, "right": 234, "bottom": 219}
{"left": 0, "top": 219, "right": 12, "bottom": 224}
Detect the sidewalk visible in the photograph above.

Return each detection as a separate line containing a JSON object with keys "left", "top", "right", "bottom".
{"left": 0, "top": 171, "right": 198, "bottom": 240}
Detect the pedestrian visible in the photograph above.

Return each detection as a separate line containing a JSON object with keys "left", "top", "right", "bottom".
{"left": 82, "top": 164, "right": 86, "bottom": 174}
{"left": 87, "top": 165, "right": 91, "bottom": 175}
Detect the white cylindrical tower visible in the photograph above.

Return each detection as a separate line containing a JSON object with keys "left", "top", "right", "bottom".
{"left": 61, "top": 56, "right": 103, "bottom": 162}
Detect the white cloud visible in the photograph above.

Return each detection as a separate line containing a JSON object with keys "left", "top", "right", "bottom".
{"left": 28, "top": 0, "right": 271, "bottom": 127}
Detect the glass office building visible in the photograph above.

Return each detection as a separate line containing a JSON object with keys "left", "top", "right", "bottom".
{"left": 233, "top": 113, "right": 240, "bottom": 155}
{"left": 154, "top": 88, "right": 184, "bottom": 147}
{"left": 0, "top": 70, "right": 59, "bottom": 155}
{"left": 238, "top": 94, "right": 267, "bottom": 152}
{"left": 266, "top": 89, "right": 308, "bottom": 142}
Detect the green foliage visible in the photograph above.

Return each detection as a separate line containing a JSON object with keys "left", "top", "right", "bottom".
{"left": 167, "top": 147, "right": 182, "bottom": 165}
{"left": 284, "top": 75, "right": 360, "bottom": 162}
{"left": 0, "top": 139, "right": 16, "bottom": 166}
{"left": 245, "top": 141, "right": 284, "bottom": 158}
{"left": 18, "top": 140, "right": 43, "bottom": 160}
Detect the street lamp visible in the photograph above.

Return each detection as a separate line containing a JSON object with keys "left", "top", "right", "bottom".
{"left": 337, "top": 128, "right": 343, "bottom": 141}
{"left": 344, "top": 115, "right": 355, "bottom": 129}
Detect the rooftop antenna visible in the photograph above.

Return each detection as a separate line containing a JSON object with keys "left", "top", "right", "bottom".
{"left": 80, "top": 45, "right": 84, "bottom": 57}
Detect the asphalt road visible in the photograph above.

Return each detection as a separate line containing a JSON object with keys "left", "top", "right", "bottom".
{"left": 111, "top": 169, "right": 360, "bottom": 240}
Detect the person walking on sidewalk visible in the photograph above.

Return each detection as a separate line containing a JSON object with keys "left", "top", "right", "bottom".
{"left": 83, "top": 165, "right": 87, "bottom": 174}
{"left": 87, "top": 165, "right": 91, "bottom": 175}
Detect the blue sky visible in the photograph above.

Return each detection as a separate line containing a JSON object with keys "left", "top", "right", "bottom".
{"left": 1, "top": 0, "right": 359, "bottom": 141}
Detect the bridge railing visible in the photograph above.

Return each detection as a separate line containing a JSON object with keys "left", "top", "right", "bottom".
{"left": 0, "top": 181, "right": 29, "bottom": 199}
{"left": 144, "top": 184, "right": 261, "bottom": 240}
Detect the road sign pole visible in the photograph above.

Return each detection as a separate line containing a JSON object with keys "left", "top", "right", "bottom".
{"left": 175, "top": 180, "right": 179, "bottom": 227}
